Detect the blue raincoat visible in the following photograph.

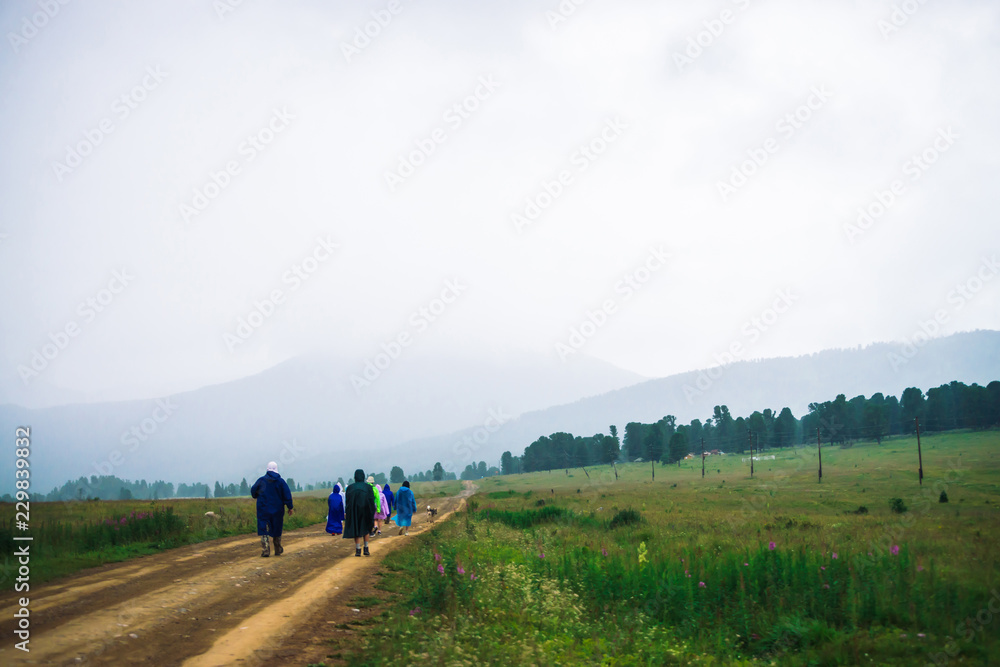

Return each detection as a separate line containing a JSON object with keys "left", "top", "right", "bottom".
{"left": 326, "top": 484, "right": 345, "bottom": 534}
{"left": 382, "top": 483, "right": 395, "bottom": 519}
{"left": 394, "top": 485, "right": 416, "bottom": 527}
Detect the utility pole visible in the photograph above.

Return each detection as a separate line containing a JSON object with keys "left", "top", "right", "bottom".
{"left": 817, "top": 427, "right": 822, "bottom": 483}
{"left": 916, "top": 416, "right": 924, "bottom": 485}
{"left": 748, "top": 429, "right": 754, "bottom": 478}
{"left": 701, "top": 437, "right": 705, "bottom": 478}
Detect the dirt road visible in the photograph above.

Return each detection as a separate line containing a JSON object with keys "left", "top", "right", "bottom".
{"left": 0, "top": 486, "right": 473, "bottom": 666}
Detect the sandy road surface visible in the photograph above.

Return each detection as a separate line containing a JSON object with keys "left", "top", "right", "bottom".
{"left": 0, "top": 485, "right": 474, "bottom": 666}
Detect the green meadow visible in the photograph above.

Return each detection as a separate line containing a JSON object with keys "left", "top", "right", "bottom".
{"left": 337, "top": 430, "right": 1000, "bottom": 665}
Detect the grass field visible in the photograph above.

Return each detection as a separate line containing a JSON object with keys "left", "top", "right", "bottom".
{"left": 336, "top": 430, "right": 1000, "bottom": 665}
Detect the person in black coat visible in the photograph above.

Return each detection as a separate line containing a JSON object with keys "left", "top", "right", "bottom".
{"left": 250, "top": 461, "right": 294, "bottom": 557}
{"left": 344, "top": 469, "right": 376, "bottom": 556}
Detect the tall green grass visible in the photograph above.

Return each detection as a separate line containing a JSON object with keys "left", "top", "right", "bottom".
{"left": 338, "top": 432, "right": 1000, "bottom": 665}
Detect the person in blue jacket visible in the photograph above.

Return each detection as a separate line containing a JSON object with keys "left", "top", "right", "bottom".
{"left": 250, "top": 461, "right": 294, "bottom": 557}
{"left": 326, "top": 483, "right": 345, "bottom": 535}
{"left": 394, "top": 480, "right": 417, "bottom": 536}
{"left": 382, "top": 483, "right": 395, "bottom": 524}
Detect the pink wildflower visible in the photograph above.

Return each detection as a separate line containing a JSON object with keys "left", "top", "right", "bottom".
{"left": 470, "top": 573, "right": 478, "bottom": 581}
{"left": 918, "top": 633, "right": 925, "bottom": 638}
{"left": 917, "top": 565, "right": 925, "bottom": 572}
{"left": 457, "top": 566, "right": 465, "bottom": 575}
{"left": 437, "top": 564, "right": 444, "bottom": 575}
{"left": 891, "top": 545, "right": 900, "bottom": 556}
{"left": 601, "top": 548, "right": 608, "bottom": 557}
{"left": 768, "top": 541, "right": 776, "bottom": 551}
{"left": 409, "top": 607, "right": 421, "bottom": 616}
{"left": 832, "top": 552, "right": 838, "bottom": 559}
{"left": 434, "top": 553, "right": 442, "bottom": 562}
{"left": 820, "top": 566, "right": 826, "bottom": 571}
{"left": 823, "top": 584, "right": 830, "bottom": 589}
{"left": 744, "top": 562, "right": 749, "bottom": 567}
{"left": 698, "top": 581, "right": 706, "bottom": 588}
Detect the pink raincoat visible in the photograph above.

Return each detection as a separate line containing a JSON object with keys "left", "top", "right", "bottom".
{"left": 375, "top": 489, "right": 389, "bottom": 521}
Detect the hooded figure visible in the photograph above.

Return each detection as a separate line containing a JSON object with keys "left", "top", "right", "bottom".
{"left": 250, "top": 461, "right": 294, "bottom": 557}
{"left": 382, "top": 483, "right": 395, "bottom": 521}
{"left": 344, "top": 469, "right": 376, "bottom": 556}
{"left": 326, "top": 483, "right": 345, "bottom": 535}
{"left": 394, "top": 481, "right": 416, "bottom": 535}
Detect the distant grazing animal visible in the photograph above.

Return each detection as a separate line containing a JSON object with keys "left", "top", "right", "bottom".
{"left": 204, "top": 511, "right": 218, "bottom": 519}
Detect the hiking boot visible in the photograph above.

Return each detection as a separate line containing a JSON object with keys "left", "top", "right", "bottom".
{"left": 355, "top": 547, "right": 361, "bottom": 557}
{"left": 260, "top": 535, "right": 270, "bottom": 557}
{"left": 273, "top": 536, "right": 283, "bottom": 556}
{"left": 363, "top": 545, "right": 370, "bottom": 556}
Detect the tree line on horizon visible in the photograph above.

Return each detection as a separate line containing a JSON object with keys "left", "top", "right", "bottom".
{"left": 10, "top": 380, "right": 996, "bottom": 504}
{"left": 499, "top": 380, "right": 1000, "bottom": 473}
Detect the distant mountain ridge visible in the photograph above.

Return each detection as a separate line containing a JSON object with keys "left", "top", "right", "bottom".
{"left": 0, "top": 349, "right": 642, "bottom": 494}
{"left": 382, "top": 330, "right": 1000, "bottom": 475}
{"left": 1, "top": 331, "right": 997, "bottom": 495}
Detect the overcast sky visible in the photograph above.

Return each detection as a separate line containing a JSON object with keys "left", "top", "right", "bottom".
{"left": 1, "top": 0, "right": 998, "bottom": 407}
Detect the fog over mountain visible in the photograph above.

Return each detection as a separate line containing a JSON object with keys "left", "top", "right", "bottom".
{"left": 383, "top": 331, "right": 1000, "bottom": 475}
{"left": 0, "top": 348, "right": 642, "bottom": 493}
{"left": 1, "top": 2, "right": 999, "bottom": 494}
{"left": 1, "top": 331, "right": 996, "bottom": 494}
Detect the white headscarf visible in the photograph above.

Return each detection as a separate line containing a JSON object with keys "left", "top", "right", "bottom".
{"left": 267, "top": 461, "right": 278, "bottom": 473}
